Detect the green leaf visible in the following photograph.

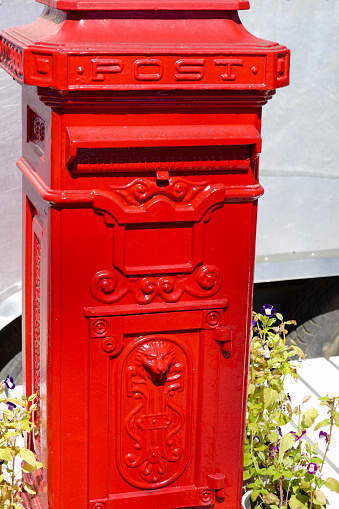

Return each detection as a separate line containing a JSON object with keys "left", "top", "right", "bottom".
{"left": 22, "top": 461, "right": 43, "bottom": 473}
{"left": 312, "top": 500, "right": 325, "bottom": 507}
{"left": 276, "top": 313, "right": 283, "bottom": 321}
{"left": 312, "top": 441, "right": 319, "bottom": 453}
{"left": 288, "top": 494, "right": 308, "bottom": 509}
{"left": 18, "top": 420, "right": 31, "bottom": 432}
{"left": 262, "top": 493, "right": 279, "bottom": 504}
{"left": 251, "top": 489, "right": 260, "bottom": 502}
{"left": 23, "top": 483, "right": 36, "bottom": 495}
{"left": 325, "top": 477, "right": 339, "bottom": 493}
{"left": 279, "top": 432, "right": 296, "bottom": 455}
{"left": 6, "top": 398, "right": 23, "bottom": 406}
{"left": 247, "top": 423, "right": 257, "bottom": 432}
{"left": 4, "top": 432, "right": 21, "bottom": 439}
{"left": 303, "top": 408, "right": 319, "bottom": 427}
{"left": 283, "top": 456, "right": 294, "bottom": 469}
{"left": 265, "top": 465, "right": 278, "bottom": 475}
{"left": 19, "top": 448, "right": 36, "bottom": 466}
{"left": 314, "top": 419, "right": 329, "bottom": 431}
{"left": 257, "top": 451, "right": 265, "bottom": 463}
{"left": 247, "top": 384, "right": 255, "bottom": 395}
{"left": 243, "top": 470, "right": 252, "bottom": 481}
{"left": 0, "top": 448, "right": 13, "bottom": 461}
{"left": 267, "top": 432, "right": 279, "bottom": 444}
{"left": 314, "top": 490, "right": 326, "bottom": 505}
{"left": 273, "top": 472, "right": 281, "bottom": 481}
{"left": 264, "top": 388, "right": 279, "bottom": 409}
{"left": 275, "top": 412, "right": 290, "bottom": 425}
{"left": 243, "top": 452, "right": 253, "bottom": 468}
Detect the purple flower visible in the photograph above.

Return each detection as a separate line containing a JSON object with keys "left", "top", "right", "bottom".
{"left": 253, "top": 435, "right": 260, "bottom": 444}
{"left": 319, "top": 431, "right": 329, "bottom": 443}
{"left": 251, "top": 319, "right": 256, "bottom": 328}
{"left": 7, "top": 402, "right": 16, "bottom": 411}
{"left": 287, "top": 393, "right": 291, "bottom": 402}
{"left": 269, "top": 443, "right": 280, "bottom": 457}
{"left": 278, "top": 427, "right": 283, "bottom": 437}
{"left": 261, "top": 304, "right": 276, "bottom": 317}
{"left": 290, "top": 430, "right": 306, "bottom": 442}
{"left": 4, "top": 376, "right": 15, "bottom": 390}
{"left": 307, "top": 463, "right": 318, "bottom": 474}
{"left": 0, "top": 460, "right": 4, "bottom": 465}
{"left": 260, "top": 342, "right": 272, "bottom": 360}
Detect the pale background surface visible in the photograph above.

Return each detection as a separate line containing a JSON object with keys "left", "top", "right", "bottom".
{"left": 0, "top": 0, "right": 338, "bottom": 328}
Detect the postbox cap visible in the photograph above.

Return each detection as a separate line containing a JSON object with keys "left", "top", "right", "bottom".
{"left": 35, "top": 0, "right": 249, "bottom": 10}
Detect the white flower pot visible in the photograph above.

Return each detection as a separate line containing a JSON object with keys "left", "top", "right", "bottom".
{"left": 241, "top": 490, "right": 252, "bottom": 509}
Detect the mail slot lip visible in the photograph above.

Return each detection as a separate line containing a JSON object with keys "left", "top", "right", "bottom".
{"left": 65, "top": 124, "right": 261, "bottom": 167}
{"left": 71, "top": 146, "right": 252, "bottom": 173}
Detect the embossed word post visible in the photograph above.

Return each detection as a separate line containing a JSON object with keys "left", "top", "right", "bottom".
{"left": 0, "top": 1, "right": 289, "bottom": 508}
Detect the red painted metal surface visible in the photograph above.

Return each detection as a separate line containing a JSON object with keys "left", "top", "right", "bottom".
{"left": 1, "top": 2, "right": 289, "bottom": 508}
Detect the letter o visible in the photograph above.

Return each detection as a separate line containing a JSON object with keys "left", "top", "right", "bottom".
{"left": 134, "top": 59, "right": 163, "bottom": 81}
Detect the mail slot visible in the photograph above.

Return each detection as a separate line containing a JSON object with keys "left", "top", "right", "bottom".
{"left": 0, "top": 1, "right": 289, "bottom": 508}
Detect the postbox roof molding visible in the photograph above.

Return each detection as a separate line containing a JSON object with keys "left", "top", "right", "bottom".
{"left": 3, "top": 10, "right": 276, "bottom": 49}
{"left": 35, "top": 0, "right": 250, "bottom": 10}
{"left": 0, "top": 8, "right": 290, "bottom": 91}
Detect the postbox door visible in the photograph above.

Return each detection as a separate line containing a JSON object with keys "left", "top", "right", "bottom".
{"left": 88, "top": 308, "right": 227, "bottom": 509}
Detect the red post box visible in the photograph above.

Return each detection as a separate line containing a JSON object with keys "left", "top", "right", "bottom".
{"left": 1, "top": 1, "right": 289, "bottom": 508}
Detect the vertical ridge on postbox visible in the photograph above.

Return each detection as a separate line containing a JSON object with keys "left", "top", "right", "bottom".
{"left": 0, "top": 1, "right": 289, "bottom": 508}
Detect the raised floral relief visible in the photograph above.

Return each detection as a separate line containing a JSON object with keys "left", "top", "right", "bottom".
{"left": 111, "top": 177, "right": 208, "bottom": 205}
{"left": 90, "top": 265, "right": 222, "bottom": 305}
{"left": 117, "top": 336, "right": 193, "bottom": 489}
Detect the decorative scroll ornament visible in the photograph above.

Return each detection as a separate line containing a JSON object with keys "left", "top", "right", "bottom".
{"left": 117, "top": 337, "right": 192, "bottom": 489}
{"left": 33, "top": 233, "right": 41, "bottom": 445}
{"left": 90, "top": 265, "right": 222, "bottom": 305}
{"left": 111, "top": 177, "right": 208, "bottom": 206}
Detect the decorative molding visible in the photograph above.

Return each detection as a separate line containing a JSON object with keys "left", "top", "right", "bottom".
{"left": 16, "top": 157, "right": 264, "bottom": 209}
{"left": 90, "top": 265, "right": 222, "bottom": 305}
{"left": 0, "top": 36, "right": 24, "bottom": 82}
{"left": 112, "top": 177, "right": 208, "bottom": 205}
{"left": 95, "top": 174, "right": 228, "bottom": 226}
{"left": 100, "top": 336, "right": 117, "bottom": 354}
{"left": 89, "top": 317, "right": 123, "bottom": 357}
{"left": 199, "top": 489, "right": 214, "bottom": 504}
{"left": 117, "top": 336, "right": 193, "bottom": 488}
{"left": 205, "top": 311, "right": 222, "bottom": 328}
{"left": 33, "top": 232, "right": 41, "bottom": 444}
{"left": 92, "top": 318, "right": 110, "bottom": 336}
{"left": 28, "top": 108, "right": 45, "bottom": 151}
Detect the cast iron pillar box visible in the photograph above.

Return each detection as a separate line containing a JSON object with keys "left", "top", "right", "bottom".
{"left": 1, "top": 1, "right": 289, "bottom": 508}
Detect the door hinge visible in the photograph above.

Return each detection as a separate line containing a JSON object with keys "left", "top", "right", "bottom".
{"left": 207, "top": 473, "right": 226, "bottom": 500}
{"left": 214, "top": 326, "right": 232, "bottom": 359}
